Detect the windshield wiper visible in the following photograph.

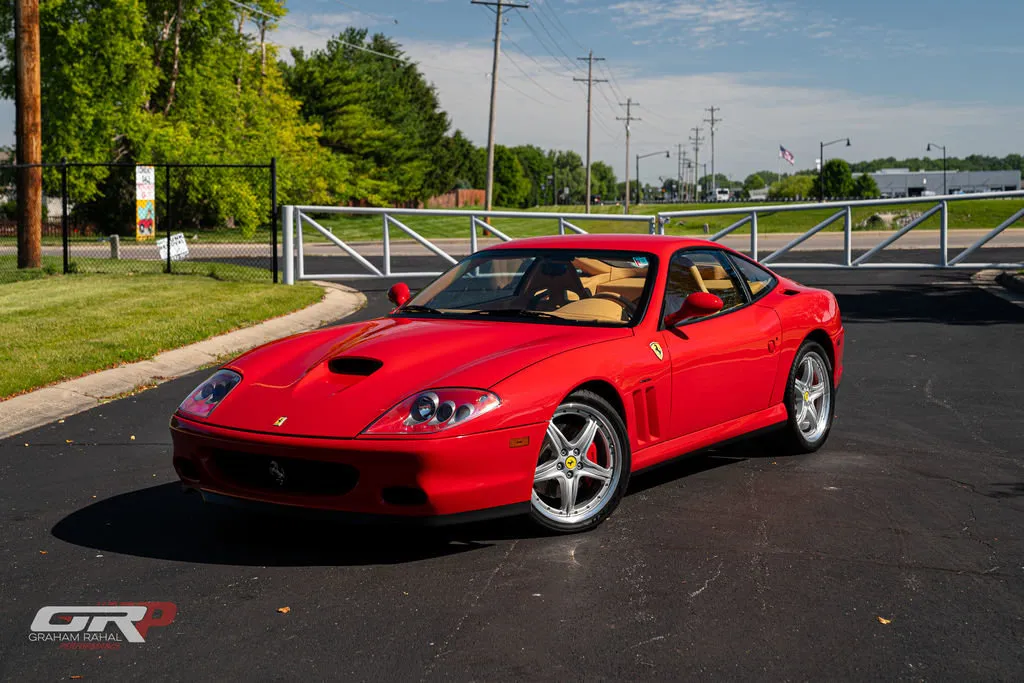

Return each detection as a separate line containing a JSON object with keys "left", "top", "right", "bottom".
{"left": 463, "top": 308, "right": 559, "bottom": 320}
{"left": 395, "top": 304, "right": 444, "bottom": 315}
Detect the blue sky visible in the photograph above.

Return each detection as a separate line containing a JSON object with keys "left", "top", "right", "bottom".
{"left": 5, "top": 0, "right": 1023, "bottom": 184}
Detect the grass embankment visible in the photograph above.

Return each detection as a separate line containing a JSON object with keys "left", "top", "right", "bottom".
{"left": 0, "top": 271, "right": 321, "bottom": 398}
{"left": 243, "top": 198, "right": 1024, "bottom": 243}
{"left": 3, "top": 197, "right": 1020, "bottom": 247}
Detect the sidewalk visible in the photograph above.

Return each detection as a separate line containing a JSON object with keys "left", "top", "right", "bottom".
{"left": 0, "top": 281, "right": 366, "bottom": 439}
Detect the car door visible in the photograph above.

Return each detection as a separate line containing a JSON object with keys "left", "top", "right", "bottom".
{"left": 658, "top": 248, "right": 782, "bottom": 439}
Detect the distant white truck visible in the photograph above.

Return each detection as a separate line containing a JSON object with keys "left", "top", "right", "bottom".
{"left": 708, "top": 188, "right": 731, "bottom": 202}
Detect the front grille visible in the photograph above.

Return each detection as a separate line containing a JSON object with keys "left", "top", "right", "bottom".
{"left": 211, "top": 450, "right": 359, "bottom": 496}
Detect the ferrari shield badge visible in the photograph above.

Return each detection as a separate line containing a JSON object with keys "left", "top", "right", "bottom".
{"left": 649, "top": 342, "right": 664, "bottom": 361}
{"left": 273, "top": 416, "right": 288, "bottom": 427}
{"left": 565, "top": 455, "right": 578, "bottom": 470}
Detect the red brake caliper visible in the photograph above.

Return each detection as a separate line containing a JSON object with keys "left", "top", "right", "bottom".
{"left": 586, "top": 442, "right": 598, "bottom": 465}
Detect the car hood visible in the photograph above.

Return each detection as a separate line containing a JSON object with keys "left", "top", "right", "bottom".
{"left": 206, "top": 316, "right": 631, "bottom": 438}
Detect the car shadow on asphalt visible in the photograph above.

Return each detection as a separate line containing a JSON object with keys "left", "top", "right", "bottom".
{"left": 50, "top": 483, "right": 527, "bottom": 567}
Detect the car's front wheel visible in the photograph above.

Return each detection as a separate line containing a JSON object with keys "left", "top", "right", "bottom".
{"left": 529, "top": 390, "right": 630, "bottom": 533}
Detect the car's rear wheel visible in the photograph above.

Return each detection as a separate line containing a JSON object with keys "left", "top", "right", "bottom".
{"left": 529, "top": 390, "right": 630, "bottom": 533}
{"left": 777, "top": 340, "right": 834, "bottom": 453}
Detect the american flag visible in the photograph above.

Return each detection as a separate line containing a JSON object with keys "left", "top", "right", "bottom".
{"left": 779, "top": 145, "right": 795, "bottom": 165}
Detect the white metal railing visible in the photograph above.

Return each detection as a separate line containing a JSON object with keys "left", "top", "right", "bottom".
{"left": 282, "top": 192, "right": 1024, "bottom": 283}
{"left": 282, "top": 206, "right": 654, "bottom": 283}
{"left": 657, "top": 191, "right": 1024, "bottom": 269}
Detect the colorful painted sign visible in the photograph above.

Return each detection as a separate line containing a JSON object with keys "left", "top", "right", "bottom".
{"left": 135, "top": 166, "right": 156, "bottom": 240}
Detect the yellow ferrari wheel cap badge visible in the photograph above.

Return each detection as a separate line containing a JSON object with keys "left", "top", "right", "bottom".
{"left": 273, "top": 416, "right": 288, "bottom": 427}
{"left": 802, "top": 391, "right": 810, "bottom": 402}
{"left": 565, "top": 455, "right": 578, "bottom": 470}
{"left": 649, "top": 341, "right": 664, "bottom": 361}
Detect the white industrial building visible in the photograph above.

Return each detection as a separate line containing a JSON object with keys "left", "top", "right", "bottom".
{"left": 865, "top": 168, "right": 1022, "bottom": 198}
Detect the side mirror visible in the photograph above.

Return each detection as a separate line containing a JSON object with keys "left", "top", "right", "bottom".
{"left": 665, "top": 292, "right": 723, "bottom": 326}
{"left": 387, "top": 282, "right": 411, "bottom": 307}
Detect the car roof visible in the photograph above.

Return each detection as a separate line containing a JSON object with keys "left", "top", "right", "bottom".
{"left": 483, "top": 234, "right": 723, "bottom": 258}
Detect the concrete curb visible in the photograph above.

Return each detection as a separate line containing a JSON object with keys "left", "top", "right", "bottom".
{"left": 0, "top": 281, "right": 366, "bottom": 440}
{"left": 972, "top": 269, "right": 1024, "bottom": 309}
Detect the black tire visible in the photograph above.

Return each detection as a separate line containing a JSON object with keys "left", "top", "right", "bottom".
{"left": 528, "top": 389, "right": 631, "bottom": 534}
{"left": 774, "top": 340, "right": 835, "bottom": 454}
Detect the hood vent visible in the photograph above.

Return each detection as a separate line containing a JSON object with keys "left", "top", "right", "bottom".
{"left": 327, "top": 357, "right": 383, "bottom": 376}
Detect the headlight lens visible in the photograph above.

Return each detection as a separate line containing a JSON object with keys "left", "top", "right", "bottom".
{"left": 178, "top": 369, "right": 241, "bottom": 418}
{"left": 363, "top": 388, "right": 500, "bottom": 435}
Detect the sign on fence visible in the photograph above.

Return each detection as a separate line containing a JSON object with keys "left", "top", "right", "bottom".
{"left": 157, "top": 233, "right": 189, "bottom": 262}
{"left": 135, "top": 166, "right": 156, "bottom": 241}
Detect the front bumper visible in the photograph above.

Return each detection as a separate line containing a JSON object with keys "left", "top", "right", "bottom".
{"left": 171, "top": 415, "right": 547, "bottom": 518}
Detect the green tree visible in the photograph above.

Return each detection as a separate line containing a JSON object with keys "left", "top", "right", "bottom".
{"left": 492, "top": 146, "right": 530, "bottom": 208}
{"left": 512, "top": 144, "right": 552, "bottom": 206}
{"left": 852, "top": 173, "right": 880, "bottom": 199}
{"left": 813, "top": 159, "right": 854, "bottom": 199}
{"left": 743, "top": 173, "right": 766, "bottom": 192}
{"left": 550, "top": 150, "right": 586, "bottom": 204}
{"left": 590, "top": 161, "right": 617, "bottom": 201}
{"left": 768, "top": 175, "right": 815, "bottom": 200}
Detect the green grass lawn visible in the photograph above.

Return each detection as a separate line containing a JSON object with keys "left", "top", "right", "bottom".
{"left": 0, "top": 273, "right": 322, "bottom": 398}
{"left": 0, "top": 255, "right": 269, "bottom": 285}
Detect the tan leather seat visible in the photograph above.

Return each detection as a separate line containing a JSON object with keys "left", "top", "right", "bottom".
{"left": 549, "top": 297, "right": 627, "bottom": 323}
{"left": 596, "top": 277, "right": 647, "bottom": 300}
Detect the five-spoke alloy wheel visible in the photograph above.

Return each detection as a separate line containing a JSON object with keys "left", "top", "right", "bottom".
{"left": 779, "top": 340, "right": 835, "bottom": 453}
{"left": 529, "top": 390, "right": 630, "bottom": 533}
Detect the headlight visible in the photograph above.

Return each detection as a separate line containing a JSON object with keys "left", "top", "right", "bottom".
{"left": 363, "top": 388, "right": 500, "bottom": 435}
{"left": 178, "top": 369, "right": 242, "bottom": 418}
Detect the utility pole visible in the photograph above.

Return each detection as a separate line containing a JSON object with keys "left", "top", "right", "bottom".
{"left": 15, "top": 0, "right": 42, "bottom": 269}
{"left": 472, "top": 0, "right": 529, "bottom": 213}
{"left": 689, "top": 126, "right": 703, "bottom": 201}
{"left": 704, "top": 106, "right": 721, "bottom": 199}
{"left": 676, "top": 143, "right": 685, "bottom": 202}
{"left": 617, "top": 98, "right": 639, "bottom": 214}
{"left": 574, "top": 51, "right": 606, "bottom": 214}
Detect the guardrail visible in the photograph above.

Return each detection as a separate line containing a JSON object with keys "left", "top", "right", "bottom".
{"left": 657, "top": 191, "right": 1024, "bottom": 269}
{"left": 282, "top": 206, "right": 654, "bottom": 284}
{"left": 282, "top": 191, "right": 1024, "bottom": 283}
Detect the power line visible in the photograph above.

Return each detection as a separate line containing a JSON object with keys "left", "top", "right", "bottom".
{"left": 520, "top": 11, "right": 581, "bottom": 73}
{"left": 502, "top": 33, "right": 574, "bottom": 78}
{"left": 500, "top": 45, "right": 570, "bottom": 102}
{"left": 690, "top": 126, "right": 704, "bottom": 200}
{"left": 538, "top": 0, "right": 585, "bottom": 51}
{"left": 329, "top": 0, "right": 399, "bottom": 25}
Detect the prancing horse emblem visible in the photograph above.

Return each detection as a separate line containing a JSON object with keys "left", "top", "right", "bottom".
{"left": 273, "top": 416, "right": 288, "bottom": 427}
{"left": 649, "top": 341, "right": 664, "bottom": 361}
{"left": 268, "top": 460, "right": 286, "bottom": 487}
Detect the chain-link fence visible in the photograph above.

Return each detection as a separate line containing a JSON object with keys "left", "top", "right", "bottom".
{"left": 0, "top": 161, "right": 278, "bottom": 282}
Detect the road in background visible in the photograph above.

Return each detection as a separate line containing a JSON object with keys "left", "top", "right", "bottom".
{"left": 0, "top": 258, "right": 1022, "bottom": 680}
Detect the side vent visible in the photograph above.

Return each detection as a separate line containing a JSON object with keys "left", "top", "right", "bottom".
{"left": 327, "top": 357, "right": 383, "bottom": 376}
{"left": 632, "top": 386, "right": 661, "bottom": 446}
{"left": 782, "top": 289, "right": 800, "bottom": 296}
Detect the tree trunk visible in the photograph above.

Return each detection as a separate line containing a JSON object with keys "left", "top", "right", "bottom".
{"left": 162, "top": 0, "right": 184, "bottom": 115}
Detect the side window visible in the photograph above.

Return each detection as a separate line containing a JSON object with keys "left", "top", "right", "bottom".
{"left": 730, "top": 255, "right": 776, "bottom": 299}
{"left": 664, "top": 250, "right": 747, "bottom": 319}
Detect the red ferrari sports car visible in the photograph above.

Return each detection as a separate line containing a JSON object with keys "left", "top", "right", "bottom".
{"left": 171, "top": 235, "right": 844, "bottom": 533}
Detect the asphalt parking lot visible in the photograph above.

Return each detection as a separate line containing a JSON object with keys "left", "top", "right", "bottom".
{"left": 1, "top": 250, "right": 1022, "bottom": 680}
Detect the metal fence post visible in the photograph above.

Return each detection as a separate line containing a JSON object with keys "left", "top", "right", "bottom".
{"left": 282, "top": 205, "right": 294, "bottom": 285}
{"left": 750, "top": 211, "right": 758, "bottom": 261}
{"left": 382, "top": 214, "right": 392, "bottom": 276}
{"left": 469, "top": 216, "right": 478, "bottom": 254}
{"left": 844, "top": 205, "right": 852, "bottom": 266}
{"left": 60, "top": 157, "right": 69, "bottom": 274}
{"left": 165, "top": 165, "right": 172, "bottom": 274}
{"left": 270, "top": 157, "right": 278, "bottom": 283}
{"left": 940, "top": 200, "right": 948, "bottom": 266}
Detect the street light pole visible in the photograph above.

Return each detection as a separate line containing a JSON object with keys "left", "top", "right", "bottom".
{"left": 818, "top": 137, "right": 851, "bottom": 202}
{"left": 927, "top": 143, "right": 947, "bottom": 196}
{"left": 635, "top": 150, "right": 670, "bottom": 206}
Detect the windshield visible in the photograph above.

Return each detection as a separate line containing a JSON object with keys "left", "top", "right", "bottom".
{"left": 396, "top": 249, "right": 657, "bottom": 326}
